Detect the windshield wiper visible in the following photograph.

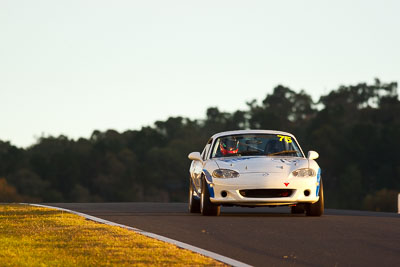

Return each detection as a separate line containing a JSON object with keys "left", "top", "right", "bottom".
{"left": 267, "top": 150, "right": 298, "bottom": 156}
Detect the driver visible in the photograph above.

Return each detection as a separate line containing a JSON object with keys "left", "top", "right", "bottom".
{"left": 220, "top": 137, "right": 239, "bottom": 155}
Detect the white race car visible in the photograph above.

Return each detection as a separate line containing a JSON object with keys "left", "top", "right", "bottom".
{"left": 188, "top": 130, "right": 323, "bottom": 216}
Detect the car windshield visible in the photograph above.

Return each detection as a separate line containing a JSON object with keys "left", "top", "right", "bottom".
{"left": 211, "top": 134, "right": 303, "bottom": 158}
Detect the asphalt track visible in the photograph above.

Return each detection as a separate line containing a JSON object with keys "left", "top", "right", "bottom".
{"left": 47, "top": 203, "right": 399, "bottom": 267}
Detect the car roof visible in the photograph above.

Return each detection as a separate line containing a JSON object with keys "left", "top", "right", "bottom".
{"left": 210, "top": 129, "right": 296, "bottom": 139}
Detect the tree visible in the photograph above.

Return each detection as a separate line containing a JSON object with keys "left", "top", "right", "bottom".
{"left": 0, "top": 79, "right": 398, "bottom": 211}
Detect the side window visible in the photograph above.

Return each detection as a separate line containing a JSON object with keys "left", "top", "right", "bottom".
{"left": 201, "top": 139, "right": 213, "bottom": 160}
{"left": 211, "top": 138, "right": 221, "bottom": 158}
{"left": 201, "top": 144, "right": 210, "bottom": 160}
{"left": 205, "top": 138, "right": 213, "bottom": 159}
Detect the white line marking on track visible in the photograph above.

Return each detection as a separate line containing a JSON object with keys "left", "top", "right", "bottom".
{"left": 26, "top": 203, "right": 252, "bottom": 267}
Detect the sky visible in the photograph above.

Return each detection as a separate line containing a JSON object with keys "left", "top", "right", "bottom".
{"left": 1, "top": 0, "right": 399, "bottom": 148}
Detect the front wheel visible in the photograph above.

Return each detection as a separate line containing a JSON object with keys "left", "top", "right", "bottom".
{"left": 306, "top": 179, "right": 324, "bottom": 216}
{"left": 188, "top": 179, "right": 200, "bottom": 213}
{"left": 200, "top": 178, "right": 220, "bottom": 216}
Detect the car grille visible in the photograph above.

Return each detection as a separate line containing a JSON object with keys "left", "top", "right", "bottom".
{"left": 239, "top": 189, "right": 294, "bottom": 198}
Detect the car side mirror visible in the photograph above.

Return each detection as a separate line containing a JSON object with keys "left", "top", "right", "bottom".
{"left": 307, "top": 151, "right": 319, "bottom": 160}
{"left": 188, "top": 152, "right": 203, "bottom": 163}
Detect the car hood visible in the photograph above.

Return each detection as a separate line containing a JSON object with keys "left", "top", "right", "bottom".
{"left": 214, "top": 156, "right": 306, "bottom": 173}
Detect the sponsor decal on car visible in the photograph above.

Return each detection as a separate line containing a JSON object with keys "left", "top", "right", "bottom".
{"left": 217, "top": 157, "right": 253, "bottom": 163}
{"left": 316, "top": 168, "right": 321, "bottom": 196}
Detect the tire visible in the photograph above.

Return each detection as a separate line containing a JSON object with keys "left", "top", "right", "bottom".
{"left": 188, "top": 179, "right": 200, "bottom": 213}
{"left": 306, "top": 179, "right": 324, "bottom": 216}
{"left": 291, "top": 204, "right": 305, "bottom": 214}
{"left": 200, "top": 177, "right": 220, "bottom": 216}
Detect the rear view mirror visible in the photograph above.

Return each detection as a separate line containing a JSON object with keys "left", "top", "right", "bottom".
{"left": 188, "top": 152, "right": 203, "bottom": 163}
{"left": 307, "top": 151, "right": 319, "bottom": 160}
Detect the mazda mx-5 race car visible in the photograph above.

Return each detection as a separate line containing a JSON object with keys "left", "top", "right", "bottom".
{"left": 188, "top": 130, "right": 323, "bottom": 216}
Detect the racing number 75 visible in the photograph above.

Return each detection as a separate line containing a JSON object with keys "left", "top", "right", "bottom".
{"left": 277, "top": 135, "right": 292, "bottom": 143}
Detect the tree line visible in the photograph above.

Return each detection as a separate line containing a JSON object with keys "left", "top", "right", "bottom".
{"left": 1, "top": 79, "right": 399, "bottom": 211}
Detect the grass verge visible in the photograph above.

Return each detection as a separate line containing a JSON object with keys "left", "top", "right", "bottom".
{"left": 0, "top": 204, "right": 225, "bottom": 266}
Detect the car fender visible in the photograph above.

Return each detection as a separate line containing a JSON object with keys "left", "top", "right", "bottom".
{"left": 199, "top": 161, "right": 219, "bottom": 198}
{"left": 307, "top": 159, "right": 321, "bottom": 197}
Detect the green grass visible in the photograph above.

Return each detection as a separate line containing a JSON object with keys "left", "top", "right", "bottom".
{"left": 0, "top": 204, "right": 225, "bottom": 266}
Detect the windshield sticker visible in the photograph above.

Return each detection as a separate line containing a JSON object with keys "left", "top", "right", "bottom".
{"left": 277, "top": 135, "right": 292, "bottom": 143}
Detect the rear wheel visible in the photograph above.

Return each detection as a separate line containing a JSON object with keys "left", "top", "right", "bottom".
{"left": 188, "top": 179, "right": 200, "bottom": 213}
{"left": 200, "top": 178, "right": 220, "bottom": 216}
{"left": 291, "top": 204, "right": 305, "bottom": 214}
{"left": 306, "top": 179, "right": 324, "bottom": 216}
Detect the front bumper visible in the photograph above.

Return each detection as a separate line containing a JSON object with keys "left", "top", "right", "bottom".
{"left": 209, "top": 172, "right": 319, "bottom": 206}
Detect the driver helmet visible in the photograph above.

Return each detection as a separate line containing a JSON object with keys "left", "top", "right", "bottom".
{"left": 220, "top": 137, "right": 239, "bottom": 155}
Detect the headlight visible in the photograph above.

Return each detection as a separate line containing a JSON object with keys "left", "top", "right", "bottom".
{"left": 212, "top": 169, "right": 240, "bottom": 178}
{"left": 292, "top": 168, "right": 316, "bottom": 177}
